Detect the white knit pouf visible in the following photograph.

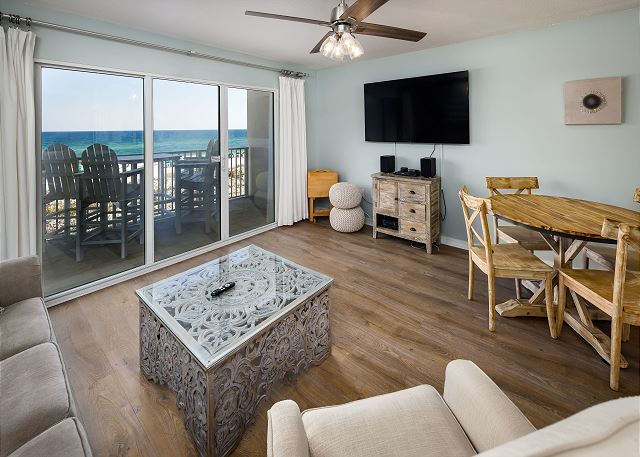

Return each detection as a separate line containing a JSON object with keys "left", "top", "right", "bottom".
{"left": 330, "top": 207, "right": 365, "bottom": 233}
{"left": 329, "top": 182, "right": 362, "bottom": 210}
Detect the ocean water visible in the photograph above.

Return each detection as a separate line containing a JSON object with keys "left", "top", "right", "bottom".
{"left": 41, "top": 129, "right": 248, "bottom": 155}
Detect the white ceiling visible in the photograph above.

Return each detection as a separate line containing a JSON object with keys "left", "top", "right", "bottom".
{"left": 23, "top": 0, "right": 637, "bottom": 70}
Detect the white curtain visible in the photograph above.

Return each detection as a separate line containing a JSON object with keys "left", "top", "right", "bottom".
{"left": 0, "top": 27, "right": 37, "bottom": 260}
{"left": 277, "top": 76, "right": 308, "bottom": 226}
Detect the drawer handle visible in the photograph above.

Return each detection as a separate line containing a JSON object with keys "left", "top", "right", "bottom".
{"left": 409, "top": 209, "right": 416, "bottom": 213}
{"left": 410, "top": 227, "right": 416, "bottom": 232}
{"left": 409, "top": 190, "right": 416, "bottom": 194}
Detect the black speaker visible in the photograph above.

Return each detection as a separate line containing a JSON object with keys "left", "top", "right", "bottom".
{"left": 420, "top": 157, "right": 436, "bottom": 178}
{"left": 380, "top": 155, "right": 395, "bottom": 173}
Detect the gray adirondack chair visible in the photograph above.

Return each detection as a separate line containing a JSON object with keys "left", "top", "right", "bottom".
{"left": 42, "top": 144, "right": 79, "bottom": 242}
{"left": 174, "top": 139, "right": 220, "bottom": 234}
{"left": 76, "top": 144, "right": 144, "bottom": 261}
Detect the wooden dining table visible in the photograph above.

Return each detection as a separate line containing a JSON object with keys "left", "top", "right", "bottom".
{"left": 489, "top": 194, "right": 640, "bottom": 368}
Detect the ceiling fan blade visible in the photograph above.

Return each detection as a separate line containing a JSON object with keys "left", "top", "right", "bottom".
{"left": 354, "top": 22, "right": 426, "bottom": 42}
{"left": 311, "top": 32, "right": 332, "bottom": 54}
{"left": 340, "top": 0, "right": 390, "bottom": 23}
{"left": 245, "top": 11, "right": 331, "bottom": 27}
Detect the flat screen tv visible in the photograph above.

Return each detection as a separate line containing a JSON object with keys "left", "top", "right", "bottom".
{"left": 364, "top": 70, "right": 469, "bottom": 144}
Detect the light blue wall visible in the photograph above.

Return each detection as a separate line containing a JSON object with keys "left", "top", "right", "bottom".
{"left": 307, "top": 9, "right": 640, "bottom": 244}
{"left": 2, "top": 0, "right": 314, "bottom": 94}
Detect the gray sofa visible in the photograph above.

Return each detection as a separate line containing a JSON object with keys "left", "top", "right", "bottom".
{"left": 0, "top": 256, "right": 93, "bottom": 457}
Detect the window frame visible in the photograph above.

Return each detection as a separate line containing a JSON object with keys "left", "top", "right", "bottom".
{"left": 35, "top": 59, "right": 279, "bottom": 306}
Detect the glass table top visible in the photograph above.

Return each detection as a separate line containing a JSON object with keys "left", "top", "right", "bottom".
{"left": 136, "top": 245, "right": 333, "bottom": 368}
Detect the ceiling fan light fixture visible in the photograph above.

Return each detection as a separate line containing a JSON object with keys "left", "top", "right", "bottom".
{"left": 320, "top": 33, "right": 339, "bottom": 58}
{"left": 341, "top": 32, "right": 364, "bottom": 59}
{"left": 330, "top": 39, "right": 346, "bottom": 61}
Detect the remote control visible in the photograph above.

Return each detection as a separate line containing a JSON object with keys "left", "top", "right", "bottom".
{"left": 210, "top": 281, "right": 236, "bottom": 297}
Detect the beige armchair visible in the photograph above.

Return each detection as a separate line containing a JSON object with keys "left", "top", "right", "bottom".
{"left": 267, "top": 360, "right": 639, "bottom": 457}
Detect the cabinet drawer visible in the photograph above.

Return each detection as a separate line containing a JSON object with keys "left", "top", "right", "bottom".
{"left": 399, "top": 220, "right": 427, "bottom": 239}
{"left": 399, "top": 202, "right": 426, "bottom": 221}
{"left": 398, "top": 182, "right": 426, "bottom": 203}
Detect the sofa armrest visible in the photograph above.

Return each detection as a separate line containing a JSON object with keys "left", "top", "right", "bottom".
{"left": 0, "top": 256, "right": 43, "bottom": 308}
{"left": 267, "top": 400, "right": 309, "bottom": 457}
{"left": 443, "top": 360, "right": 535, "bottom": 453}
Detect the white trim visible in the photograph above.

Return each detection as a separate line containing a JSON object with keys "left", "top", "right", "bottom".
{"left": 143, "top": 76, "right": 155, "bottom": 265}
{"left": 440, "top": 236, "right": 468, "bottom": 250}
{"left": 219, "top": 86, "right": 230, "bottom": 241}
{"left": 35, "top": 65, "right": 44, "bottom": 263}
{"left": 45, "top": 222, "right": 278, "bottom": 307}
{"left": 34, "top": 58, "right": 278, "bottom": 93}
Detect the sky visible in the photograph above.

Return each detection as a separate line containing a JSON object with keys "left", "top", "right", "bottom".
{"left": 41, "top": 67, "right": 248, "bottom": 132}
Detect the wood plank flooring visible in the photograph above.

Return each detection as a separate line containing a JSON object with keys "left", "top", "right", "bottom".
{"left": 49, "top": 221, "right": 640, "bottom": 457}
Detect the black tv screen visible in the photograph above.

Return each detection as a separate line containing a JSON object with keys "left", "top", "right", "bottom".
{"left": 364, "top": 71, "right": 469, "bottom": 144}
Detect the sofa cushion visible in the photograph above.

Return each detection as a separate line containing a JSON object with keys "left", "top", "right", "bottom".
{"left": 301, "top": 385, "right": 477, "bottom": 457}
{"left": 7, "top": 418, "right": 92, "bottom": 457}
{"left": 0, "top": 297, "right": 54, "bottom": 360}
{"left": 0, "top": 343, "right": 76, "bottom": 457}
{"left": 0, "top": 256, "right": 43, "bottom": 308}
{"left": 476, "top": 396, "right": 639, "bottom": 457}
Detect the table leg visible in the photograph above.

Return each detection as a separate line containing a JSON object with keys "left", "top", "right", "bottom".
{"left": 495, "top": 236, "right": 629, "bottom": 368}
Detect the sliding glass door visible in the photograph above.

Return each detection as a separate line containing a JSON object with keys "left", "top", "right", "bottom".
{"left": 40, "top": 67, "right": 145, "bottom": 296}
{"left": 227, "top": 88, "right": 275, "bottom": 236}
{"left": 38, "top": 65, "right": 276, "bottom": 298}
{"left": 152, "top": 79, "right": 221, "bottom": 261}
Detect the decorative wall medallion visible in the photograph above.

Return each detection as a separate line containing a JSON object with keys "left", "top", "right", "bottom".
{"left": 564, "top": 77, "right": 622, "bottom": 124}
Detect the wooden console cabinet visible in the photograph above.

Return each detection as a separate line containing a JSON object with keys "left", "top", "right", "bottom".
{"left": 372, "top": 173, "right": 441, "bottom": 254}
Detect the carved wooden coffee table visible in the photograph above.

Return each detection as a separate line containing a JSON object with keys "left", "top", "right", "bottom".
{"left": 136, "top": 245, "right": 333, "bottom": 457}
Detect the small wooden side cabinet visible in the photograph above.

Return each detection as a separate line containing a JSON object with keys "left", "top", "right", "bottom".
{"left": 372, "top": 172, "right": 441, "bottom": 253}
{"left": 308, "top": 169, "right": 338, "bottom": 223}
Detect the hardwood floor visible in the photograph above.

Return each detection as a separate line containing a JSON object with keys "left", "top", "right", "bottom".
{"left": 49, "top": 220, "right": 640, "bottom": 457}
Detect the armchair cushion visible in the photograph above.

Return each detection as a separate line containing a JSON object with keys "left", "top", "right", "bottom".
{"left": 8, "top": 418, "right": 93, "bottom": 457}
{"left": 476, "top": 396, "right": 639, "bottom": 457}
{"left": 0, "top": 256, "right": 43, "bottom": 308}
{"left": 443, "top": 360, "right": 535, "bottom": 452}
{"left": 301, "top": 385, "right": 476, "bottom": 457}
{"left": 0, "top": 297, "right": 54, "bottom": 360}
{"left": 0, "top": 343, "right": 76, "bottom": 457}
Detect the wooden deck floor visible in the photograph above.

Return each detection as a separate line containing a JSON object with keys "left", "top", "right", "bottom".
{"left": 49, "top": 220, "right": 639, "bottom": 457}
{"left": 43, "top": 196, "right": 271, "bottom": 296}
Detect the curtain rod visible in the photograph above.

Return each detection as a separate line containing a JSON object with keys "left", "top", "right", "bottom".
{"left": 0, "top": 11, "right": 309, "bottom": 78}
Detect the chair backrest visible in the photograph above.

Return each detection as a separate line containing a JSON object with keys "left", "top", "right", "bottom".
{"left": 486, "top": 177, "right": 539, "bottom": 240}
{"left": 42, "top": 144, "right": 78, "bottom": 199}
{"left": 601, "top": 219, "right": 640, "bottom": 310}
{"left": 80, "top": 144, "right": 122, "bottom": 202}
{"left": 459, "top": 186, "right": 494, "bottom": 267}
{"left": 203, "top": 139, "right": 220, "bottom": 187}
{"left": 485, "top": 177, "right": 539, "bottom": 196}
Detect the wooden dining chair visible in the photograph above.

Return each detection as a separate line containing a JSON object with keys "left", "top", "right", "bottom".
{"left": 486, "top": 177, "right": 552, "bottom": 300}
{"left": 584, "top": 187, "right": 640, "bottom": 272}
{"left": 459, "top": 187, "right": 556, "bottom": 335}
{"left": 558, "top": 219, "right": 640, "bottom": 391}
{"left": 486, "top": 177, "right": 551, "bottom": 250}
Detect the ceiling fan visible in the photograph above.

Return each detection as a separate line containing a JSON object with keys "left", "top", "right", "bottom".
{"left": 245, "top": 0, "right": 426, "bottom": 61}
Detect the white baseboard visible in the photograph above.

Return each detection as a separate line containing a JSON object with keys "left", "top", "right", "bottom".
{"left": 439, "top": 236, "right": 468, "bottom": 250}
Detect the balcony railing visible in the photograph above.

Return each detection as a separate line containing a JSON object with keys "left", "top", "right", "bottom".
{"left": 43, "top": 147, "right": 248, "bottom": 238}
